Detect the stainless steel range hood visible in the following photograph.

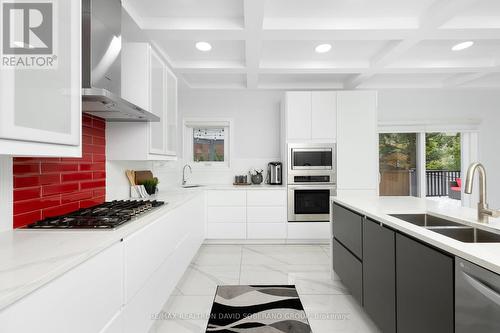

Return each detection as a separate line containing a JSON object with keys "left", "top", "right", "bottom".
{"left": 82, "top": 0, "right": 159, "bottom": 122}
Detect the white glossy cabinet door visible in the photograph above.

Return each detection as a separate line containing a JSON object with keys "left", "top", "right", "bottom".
{"left": 110, "top": 43, "right": 179, "bottom": 160}
{"left": 286, "top": 92, "right": 311, "bottom": 140}
{"left": 0, "top": 0, "right": 81, "bottom": 155}
{"left": 165, "top": 68, "right": 178, "bottom": 156}
{"left": 149, "top": 48, "right": 167, "bottom": 155}
{"left": 0, "top": 242, "right": 123, "bottom": 333}
{"left": 336, "top": 91, "right": 378, "bottom": 191}
{"left": 311, "top": 91, "right": 336, "bottom": 141}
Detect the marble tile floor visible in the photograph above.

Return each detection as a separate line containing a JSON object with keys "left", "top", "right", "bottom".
{"left": 149, "top": 244, "right": 380, "bottom": 333}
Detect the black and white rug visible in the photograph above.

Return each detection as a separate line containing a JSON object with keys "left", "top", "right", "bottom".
{"left": 206, "top": 285, "right": 312, "bottom": 333}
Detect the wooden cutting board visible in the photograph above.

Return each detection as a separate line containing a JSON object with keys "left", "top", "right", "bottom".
{"left": 134, "top": 170, "right": 154, "bottom": 184}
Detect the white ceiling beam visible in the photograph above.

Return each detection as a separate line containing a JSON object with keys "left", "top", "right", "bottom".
{"left": 243, "top": 0, "right": 265, "bottom": 89}
{"left": 443, "top": 64, "right": 500, "bottom": 87}
{"left": 344, "top": 0, "right": 481, "bottom": 89}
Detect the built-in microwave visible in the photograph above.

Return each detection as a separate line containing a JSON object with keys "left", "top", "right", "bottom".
{"left": 288, "top": 143, "right": 336, "bottom": 171}
{"left": 288, "top": 143, "right": 336, "bottom": 185}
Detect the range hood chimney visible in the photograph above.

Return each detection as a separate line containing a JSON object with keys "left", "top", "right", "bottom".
{"left": 82, "top": 0, "right": 159, "bottom": 122}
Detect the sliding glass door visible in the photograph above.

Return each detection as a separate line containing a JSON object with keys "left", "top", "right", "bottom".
{"left": 379, "top": 131, "right": 470, "bottom": 206}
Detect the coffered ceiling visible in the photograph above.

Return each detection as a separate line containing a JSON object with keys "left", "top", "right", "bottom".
{"left": 123, "top": 0, "right": 500, "bottom": 89}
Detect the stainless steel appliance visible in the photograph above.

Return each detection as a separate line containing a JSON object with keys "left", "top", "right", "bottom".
{"left": 82, "top": 0, "right": 159, "bottom": 121}
{"left": 455, "top": 257, "right": 500, "bottom": 333}
{"left": 288, "top": 184, "right": 336, "bottom": 222}
{"left": 267, "top": 162, "right": 282, "bottom": 185}
{"left": 288, "top": 143, "right": 336, "bottom": 171}
{"left": 25, "top": 200, "right": 165, "bottom": 229}
{"left": 287, "top": 143, "right": 336, "bottom": 222}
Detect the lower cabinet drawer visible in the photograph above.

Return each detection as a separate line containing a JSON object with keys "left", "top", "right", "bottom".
{"left": 207, "top": 206, "right": 246, "bottom": 223}
{"left": 207, "top": 223, "right": 246, "bottom": 239}
{"left": 332, "top": 203, "right": 363, "bottom": 259}
{"left": 247, "top": 206, "right": 286, "bottom": 223}
{"left": 333, "top": 238, "right": 363, "bottom": 305}
{"left": 247, "top": 223, "right": 287, "bottom": 239}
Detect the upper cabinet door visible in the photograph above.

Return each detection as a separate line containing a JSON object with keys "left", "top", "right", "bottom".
{"left": 0, "top": 0, "right": 80, "bottom": 147}
{"left": 336, "top": 91, "right": 378, "bottom": 191}
{"left": 311, "top": 91, "right": 336, "bottom": 141}
{"left": 149, "top": 48, "right": 166, "bottom": 155}
{"left": 165, "top": 68, "right": 178, "bottom": 156}
{"left": 286, "top": 92, "right": 311, "bottom": 140}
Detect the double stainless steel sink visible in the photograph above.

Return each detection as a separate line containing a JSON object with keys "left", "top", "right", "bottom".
{"left": 389, "top": 214, "right": 500, "bottom": 243}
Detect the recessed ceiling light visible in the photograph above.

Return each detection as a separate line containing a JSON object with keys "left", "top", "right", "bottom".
{"left": 315, "top": 43, "right": 332, "bottom": 53}
{"left": 451, "top": 41, "right": 474, "bottom": 51}
{"left": 196, "top": 41, "right": 212, "bottom": 52}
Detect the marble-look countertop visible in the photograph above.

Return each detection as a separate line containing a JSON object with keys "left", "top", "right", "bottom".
{"left": 185, "top": 184, "right": 286, "bottom": 190}
{"left": 330, "top": 194, "right": 500, "bottom": 275}
{"left": 0, "top": 189, "right": 203, "bottom": 311}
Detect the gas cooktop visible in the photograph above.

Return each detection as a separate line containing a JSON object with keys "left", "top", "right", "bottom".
{"left": 25, "top": 200, "right": 165, "bottom": 229}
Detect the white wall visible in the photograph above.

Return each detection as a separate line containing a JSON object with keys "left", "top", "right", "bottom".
{"left": 378, "top": 89, "right": 500, "bottom": 207}
{"left": 0, "top": 156, "right": 13, "bottom": 231}
{"left": 176, "top": 89, "right": 283, "bottom": 185}
{"left": 106, "top": 89, "right": 283, "bottom": 198}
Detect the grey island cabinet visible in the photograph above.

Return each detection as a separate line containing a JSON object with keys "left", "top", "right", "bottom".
{"left": 332, "top": 202, "right": 454, "bottom": 333}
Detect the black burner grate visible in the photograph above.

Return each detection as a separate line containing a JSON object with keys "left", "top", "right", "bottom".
{"left": 26, "top": 200, "right": 165, "bottom": 229}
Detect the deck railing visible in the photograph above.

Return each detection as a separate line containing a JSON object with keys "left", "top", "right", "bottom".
{"left": 426, "top": 170, "right": 461, "bottom": 197}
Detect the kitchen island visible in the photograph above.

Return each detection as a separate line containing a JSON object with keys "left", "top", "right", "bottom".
{"left": 330, "top": 194, "right": 500, "bottom": 333}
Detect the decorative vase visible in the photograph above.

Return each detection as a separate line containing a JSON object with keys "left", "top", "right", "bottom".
{"left": 251, "top": 173, "right": 263, "bottom": 185}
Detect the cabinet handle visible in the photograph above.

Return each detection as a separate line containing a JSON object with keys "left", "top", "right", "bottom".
{"left": 462, "top": 272, "right": 500, "bottom": 306}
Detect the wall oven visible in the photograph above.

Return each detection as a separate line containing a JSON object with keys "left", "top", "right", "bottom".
{"left": 288, "top": 185, "right": 336, "bottom": 222}
{"left": 287, "top": 143, "right": 337, "bottom": 222}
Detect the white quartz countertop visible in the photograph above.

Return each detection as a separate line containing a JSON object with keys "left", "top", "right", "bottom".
{"left": 331, "top": 194, "right": 500, "bottom": 275}
{"left": 0, "top": 189, "right": 203, "bottom": 311}
{"left": 200, "top": 184, "right": 286, "bottom": 190}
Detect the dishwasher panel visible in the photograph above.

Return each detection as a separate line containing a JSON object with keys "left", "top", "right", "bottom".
{"left": 455, "top": 257, "right": 500, "bottom": 333}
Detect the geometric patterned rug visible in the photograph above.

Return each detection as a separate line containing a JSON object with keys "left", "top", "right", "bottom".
{"left": 206, "top": 285, "right": 312, "bottom": 332}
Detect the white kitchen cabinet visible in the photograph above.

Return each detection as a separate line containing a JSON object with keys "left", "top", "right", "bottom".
{"left": 287, "top": 222, "right": 330, "bottom": 240}
{"left": 0, "top": 242, "right": 123, "bottom": 333}
{"left": 207, "top": 190, "right": 246, "bottom": 206}
{"left": 206, "top": 190, "right": 247, "bottom": 239}
{"left": 149, "top": 48, "right": 167, "bottom": 155}
{"left": 121, "top": 193, "right": 205, "bottom": 333}
{"left": 207, "top": 223, "right": 247, "bottom": 239}
{"left": 208, "top": 206, "right": 247, "bottom": 223}
{"left": 247, "top": 206, "right": 286, "bottom": 223}
{"left": 284, "top": 91, "right": 336, "bottom": 142}
{"left": 0, "top": 0, "right": 81, "bottom": 157}
{"left": 165, "top": 68, "right": 178, "bottom": 155}
{"left": 206, "top": 189, "right": 287, "bottom": 240}
{"left": 107, "top": 43, "right": 178, "bottom": 160}
{"left": 311, "top": 91, "right": 337, "bottom": 141}
{"left": 285, "top": 92, "right": 311, "bottom": 140}
{"left": 247, "top": 190, "right": 286, "bottom": 207}
{"left": 336, "top": 91, "right": 378, "bottom": 192}
{"left": 247, "top": 223, "right": 287, "bottom": 239}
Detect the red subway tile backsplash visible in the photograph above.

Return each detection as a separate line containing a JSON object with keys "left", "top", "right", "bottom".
{"left": 13, "top": 115, "right": 106, "bottom": 228}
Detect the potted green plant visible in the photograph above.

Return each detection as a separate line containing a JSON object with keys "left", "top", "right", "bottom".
{"left": 140, "top": 177, "right": 160, "bottom": 195}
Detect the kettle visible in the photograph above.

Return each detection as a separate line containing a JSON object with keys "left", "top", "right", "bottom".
{"left": 267, "top": 162, "right": 282, "bottom": 185}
